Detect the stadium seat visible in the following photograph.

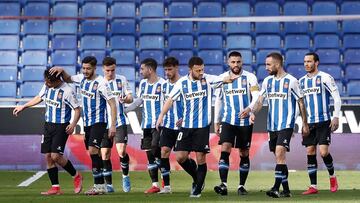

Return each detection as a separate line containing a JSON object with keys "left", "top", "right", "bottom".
{"left": 157, "top": 66, "right": 165, "bottom": 78}
{"left": 283, "top": 1, "right": 309, "bottom": 34}
{"left": 62, "top": 66, "right": 77, "bottom": 76}
{"left": 225, "top": 2, "right": 251, "bottom": 34}
{"left": 242, "top": 65, "right": 253, "bottom": 73}
{"left": 0, "top": 51, "right": 18, "bottom": 65}
{"left": 23, "top": 35, "right": 48, "bottom": 50}
{"left": 51, "top": 50, "right": 77, "bottom": 66}
{"left": 24, "top": 2, "right": 49, "bottom": 16}
{"left": 343, "top": 34, "right": 360, "bottom": 50}
{"left": 344, "top": 49, "right": 360, "bottom": 65}
{"left": 254, "top": 2, "right": 280, "bottom": 33}
{"left": 179, "top": 65, "right": 189, "bottom": 76}
{"left": 284, "top": 35, "right": 310, "bottom": 50}
{"left": 0, "top": 66, "right": 17, "bottom": 82}
{"left": 256, "top": 49, "right": 278, "bottom": 65}
{"left": 80, "top": 35, "right": 106, "bottom": 50}
{"left": 110, "top": 50, "right": 135, "bottom": 65}
{"left": 52, "top": 35, "right": 77, "bottom": 50}
{"left": 23, "top": 20, "right": 49, "bottom": 35}
{"left": 168, "top": 50, "right": 193, "bottom": 65}
{"left": 197, "top": 2, "right": 222, "bottom": 17}
{"left": 21, "top": 66, "right": 46, "bottom": 82}
{"left": 285, "top": 49, "right": 308, "bottom": 65}
{"left": 0, "top": 82, "right": 17, "bottom": 98}
{"left": 53, "top": 2, "right": 78, "bottom": 17}
{"left": 316, "top": 49, "right": 340, "bottom": 64}
{"left": 313, "top": 34, "right": 339, "bottom": 49}
{"left": 342, "top": 21, "right": 360, "bottom": 34}
{"left": 110, "top": 19, "right": 136, "bottom": 35}
{"left": 0, "top": 35, "right": 19, "bottom": 50}
{"left": 197, "top": 22, "right": 222, "bottom": 34}
{"left": 140, "top": 21, "right": 164, "bottom": 34}
{"left": 226, "top": 22, "right": 251, "bottom": 34}
{"left": 168, "top": 2, "right": 193, "bottom": 17}
{"left": 0, "top": 20, "right": 20, "bottom": 34}
{"left": 256, "top": 65, "right": 268, "bottom": 82}
{"left": 81, "top": 50, "right": 106, "bottom": 64}
{"left": 110, "top": 35, "right": 135, "bottom": 50}
{"left": 20, "top": 82, "right": 43, "bottom": 98}
{"left": 198, "top": 50, "right": 224, "bottom": 65}
{"left": 312, "top": 2, "right": 338, "bottom": 34}
{"left": 168, "top": 21, "right": 193, "bottom": 34}
{"left": 110, "top": 2, "right": 136, "bottom": 18}
{"left": 198, "top": 35, "right": 223, "bottom": 50}
{"left": 206, "top": 65, "right": 224, "bottom": 75}
{"left": 345, "top": 65, "right": 360, "bottom": 81}
{"left": 347, "top": 80, "right": 360, "bottom": 96}
{"left": 0, "top": 2, "right": 20, "bottom": 16}
{"left": 239, "top": 50, "right": 253, "bottom": 65}
{"left": 81, "top": 20, "right": 107, "bottom": 35}
{"left": 168, "top": 35, "right": 193, "bottom": 50}
{"left": 286, "top": 65, "right": 306, "bottom": 79}
{"left": 335, "top": 81, "right": 345, "bottom": 96}
{"left": 255, "top": 35, "right": 281, "bottom": 50}
{"left": 116, "top": 66, "right": 136, "bottom": 81}
{"left": 21, "top": 51, "right": 47, "bottom": 66}
{"left": 226, "top": 35, "right": 252, "bottom": 50}
{"left": 341, "top": 1, "right": 360, "bottom": 15}
{"left": 139, "top": 50, "right": 164, "bottom": 64}
{"left": 52, "top": 20, "right": 78, "bottom": 34}
{"left": 139, "top": 35, "right": 164, "bottom": 49}
{"left": 140, "top": 2, "right": 164, "bottom": 18}
{"left": 318, "top": 65, "right": 342, "bottom": 81}
{"left": 81, "top": 2, "right": 107, "bottom": 17}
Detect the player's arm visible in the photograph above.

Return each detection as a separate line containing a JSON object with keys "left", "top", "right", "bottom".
{"left": 156, "top": 98, "right": 174, "bottom": 131}
{"left": 121, "top": 93, "right": 133, "bottom": 104}
{"left": 66, "top": 107, "right": 80, "bottom": 135}
{"left": 297, "top": 98, "right": 310, "bottom": 137}
{"left": 249, "top": 80, "right": 267, "bottom": 122}
{"left": 13, "top": 96, "right": 42, "bottom": 116}
{"left": 107, "top": 97, "right": 117, "bottom": 138}
{"left": 124, "top": 97, "right": 143, "bottom": 113}
{"left": 323, "top": 75, "right": 341, "bottom": 132}
{"left": 49, "top": 66, "right": 73, "bottom": 83}
{"left": 213, "top": 89, "right": 223, "bottom": 136}
{"left": 240, "top": 76, "right": 260, "bottom": 119}
{"left": 120, "top": 79, "right": 134, "bottom": 104}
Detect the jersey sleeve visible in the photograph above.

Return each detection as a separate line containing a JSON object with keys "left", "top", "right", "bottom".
{"left": 290, "top": 79, "right": 303, "bottom": 100}
{"left": 64, "top": 88, "right": 80, "bottom": 109}
{"left": 38, "top": 84, "right": 47, "bottom": 99}
{"left": 249, "top": 74, "right": 260, "bottom": 92}
{"left": 323, "top": 74, "right": 338, "bottom": 93}
{"left": 122, "top": 76, "right": 132, "bottom": 95}
{"left": 259, "top": 79, "right": 267, "bottom": 97}
{"left": 70, "top": 74, "right": 83, "bottom": 86}
{"left": 169, "top": 79, "right": 182, "bottom": 101}
{"left": 98, "top": 80, "right": 114, "bottom": 100}
{"left": 205, "top": 74, "right": 223, "bottom": 89}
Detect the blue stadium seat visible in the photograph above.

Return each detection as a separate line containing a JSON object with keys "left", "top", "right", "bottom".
{"left": 345, "top": 65, "right": 360, "bottom": 81}
{"left": 80, "top": 35, "right": 106, "bottom": 50}
{"left": 242, "top": 65, "right": 253, "bottom": 73}
{"left": 110, "top": 50, "right": 135, "bottom": 65}
{"left": 116, "top": 66, "right": 136, "bottom": 81}
{"left": 52, "top": 20, "right": 78, "bottom": 34}
{"left": 343, "top": 34, "right": 360, "bottom": 50}
{"left": 21, "top": 66, "right": 46, "bottom": 82}
{"left": 206, "top": 65, "right": 224, "bottom": 75}
{"left": 81, "top": 20, "right": 107, "bottom": 35}
{"left": 179, "top": 65, "right": 189, "bottom": 76}
{"left": 283, "top": 1, "right": 308, "bottom": 34}
{"left": 168, "top": 35, "right": 193, "bottom": 50}
{"left": 139, "top": 50, "right": 164, "bottom": 64}
{"left": 0, "top": 51, "right": 18, "bottom": 65}
{"left": 20, "top": 82, "right": 43, "bottom": 98}
{"left": 0, "top": 82, "right": 17, "bottom": 98}
{"left": 335, "top": 81, "right": 345, "bottom": 97}
{"left": 157, "top": 66, "right": 165, "bottom": 79}
{"left": 197, "top": 2, "right": 222, "bottom": 17}
{"left": 313, "top": 34, "right": 339, "bottom": 49}
{"left": 140, "top": 2, "right": 164, "bottom": 18}
{"left": 344, "top": 49, "right": 360, "bottom": 65}
{"left": 0, "top": 20, "right": 20, "bottom": 34}
{"left": 341, "top": 1, "right": 360, "bottom": 15}
{"left": 256, "top": 65, "right": 268, "bottom": 82}
{"left": 316, "top": 49, "right": 340, "bottom": 64}
{"left": 168, "top": 50, "right": 193, "bottom": 65}
{"left": 312, "top": 2, "right": 338, "bottom": 34}
{"left": 226, "top": 22, "right": 251, "bottom": 34}
{"left": 286, "top": 65, "right": 306, "bottom": 79}
{"left": 0, "top": 2, "right": 20, "bottom": 16}
{"left": 168, "top": 21, "right": 193, "bottom": 34}
{"left": 111, "top": 2, "right": 136, "bottom": 18}
{"left": 318, "top": 65, "right": 342, "bottom": 81}
{"left": 198, "top": 50, "right": 224, "bottom": 65}
{"left": 225, "top": 2, "right": 251, "bottom": 34}
{"left": 23, "top": 35, "right": 48, "bottom": 50}
{"left": 254, "top": 2, "right": 280, "bottom": 33}
{"left": 81, "top": 2, "right": 107, "bottom": 17}
{"left": 168, "top": 2, "right": 193, "bottom": 17}
{"left": 23, "top": 20, "right": 49, "bottom": 35}
{"left": 52, "top": 35, "right": 77, "bottom": 50}
{"left": 256, "top": 49, "right": 279, "bottom": 65}
{"left": 81, "top": 50, "right": 106, "bottom": 64}
{"left": 53, "top": 2, "right": 78, "bottom": 17}
{"left": 285, "top": 49, "right": 308, "bottom": 65}
{"left": 0, "top": 66, "right": 17, "bottom": 82}
{"left": 198, "top": 35, "right": 223, "bottom": 50}
{"left": 284, "top": 35, "right": 310, "bottom": 50}
{"left": 0, "top": 35, "right": 19, "bottom": 50}
{"left": 139, "top": 35, "right": 164, "bottom": 49}
{"left": 21, "top": 51, "right": 47, "bottom": 66}
{"left": 226, "top": 35, "right": 252, "bottom": 50}
{"left": 110, "top": 35, "right": 135, "bottom": 50}
{"left": 140, "top": 21, "right": 164, "bottom": 34}
{"left": 111, "top": 19, "right": 136, "bottom": 35}
{"left": 347, "top": 81, "right": 360, "bottom": 96}
{"left": 24, "top": 2, "right": 49, "bottom": 16}
{"left": 239, "top": 50, "right": 253, "bottom": 65}
{"left": 255, "top": 35, "right": 281, "bottom": 50}
{"left": 342, "top": 21, "right": 360, "bottom": 34}
{"left": 51, "top": 50, "right": 77, "bottom": 66}
{"left": 62, "top": 66, "right": 77, "bottom": 76}
{"left": 197, "top": 22, "right": 222, "bottom": 34}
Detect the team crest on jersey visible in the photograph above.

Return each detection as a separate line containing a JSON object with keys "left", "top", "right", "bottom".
{"left": 242, "top": 79, "right": 247, "bottom": 86}
{"left": 316, "top": 78, "right": 321, "bottom": 84}
{"left": 92, "top": 83, "right": 98, "bottom": 91}
{"left": 156, "top": 85, "right": 161, "bottom": 93}
{"left": 57, "top": 92, "right": 63, "bottom": 99}
{"left": 117, "top": 82, "right": 122, "bottom": 89}
{"left": 284, "top": 82, "right": 289, "bottom": 89}
{"left": 201, "top": 78, "right": 207, "bottom": 85}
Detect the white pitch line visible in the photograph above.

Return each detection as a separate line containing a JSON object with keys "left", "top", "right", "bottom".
{"left": 18, "top": 171, "right": 47, "bottom": 187}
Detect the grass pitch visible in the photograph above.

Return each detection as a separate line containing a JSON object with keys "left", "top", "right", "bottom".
{"left": 1, "top": 170, "right": 360, "bottom": 203}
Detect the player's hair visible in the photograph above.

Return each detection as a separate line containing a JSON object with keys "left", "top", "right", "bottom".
{"left": 188, "top": 56, "right": 204, "bottom": 68}
{"left": 163, "top": 57, "right": 179, "bottom": 67}
{"left": 82, "top": 56, "right": 97, "bottom": 67}
{"left": 141, "top": 58, "right": 157, "bottom": 70}
{"left": 103, "top": 56, "right": 116, "bottom": 66}
{"left": 305, "top": 52, "right": 320, "bottom": 62}
{"left": 44, "top": 69, "right": 62, "bottom": 82}
{"left": 228, "top": 51, "right": 242, "bottom": 58}
{"left": 266, "top": 52, "right": 283, "bottom": 66}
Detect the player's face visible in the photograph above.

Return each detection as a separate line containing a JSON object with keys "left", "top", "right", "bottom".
{"left": 103, "top": 64, "right": 116, "bottom": 80}
{"left": 304, "top": 55, "right": 318, "bottom": 73}
{"left": 190, "top": 64, "right": 204, "bottom": 80}
{"left": 265, "top": 57, "right": 279, "bottom": 76}
{"left": 44, "top": 78, "right": 56, "bottom": 88}
{"left": 140, "top": 64, "right": 151, "bottom": 79}
{"left": 82, "top": 63, "right": 95, "bottom": 79}
{"left": 228, "top": 56, "right": 242, "bottom": 75}
{"left": 164, "top": 66, "right": 178, "bottom": 80}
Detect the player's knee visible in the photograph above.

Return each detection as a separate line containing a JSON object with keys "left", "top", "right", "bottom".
{"left": 50, "top": 153, "right": 62, "bottom": 162}
{"left": 176, "top": 154, "right": 187, "bottom": 163}
{"left": 319, "top": 150, "right": 329, "bottom": 158}
{"left": 161, "top": 147, "right": 171, "bottom": 157}
{"left": 239, "top": 149, "right": 249, "bottom": 157}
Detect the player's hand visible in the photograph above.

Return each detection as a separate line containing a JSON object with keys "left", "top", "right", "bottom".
{"left": 13, "top": 106, "right": 25, "bottom": 116}
{"left": 249, "top": 114, "right": 256, "bottom": 124}
{"left": 223, "top": 74, "right": 239, "bottom": 84}
{"left": 49, "top": 66, "right": 64, "bottom": 77}
{"left": 239, "top": 107, "right": 251, "bottom": 119}
{"left": 108, "top": 125, "right": 116, "bottom": 139}
{"left": 65, "top": 124, "right": 76, "bottom": 135}
{"left": 302, "top": 122, "right": 310, "bottom": 137}
{"left": 155, "top": 116, "right": 163, "bottom": 131}
{"left": 330, "top": 117, "right": 339, "bottom": 132}
{"left": 214, "top": 123, "right": 221, "bottom": 136}
{"left": 176, "top": 118, "right": 183, "bottom": 127}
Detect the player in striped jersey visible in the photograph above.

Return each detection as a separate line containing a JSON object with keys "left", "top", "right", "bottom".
{"left": 249, "top": 52, "right": 309, "bottom": 198}
{"left": 299, "top": 52, "right": 341, "bottom": 195}
{"left": 157, "top": 57, "right": 182, "bottom": 194}
{"left": 13, "top": 69, "right": 83, "bottom": 195}
{"left": 50, "top": 56, "right": 118, "bottom": 195}
{"left": 213, "top": 51, "right": 259, "bottom": 196}
{"left": 156, "top": 56, "right": 238, "bottom": 197}
{"left": 125, "top": 58, "right": 165, "bottom": 194}
{"left": 100, "top": 57, "right": 133, "bottom": 193}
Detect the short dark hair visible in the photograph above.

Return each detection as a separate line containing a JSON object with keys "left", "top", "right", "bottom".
{"left": 141, "top": 58, "right": 157, "bottom": 70}
{"left": 82, "top": 56, "right": 97, "bottom": 67}
{"left": 163, "top": 57, "right": 179, "bottom": 67}
{"left": 188, "top": 56, "right": 204, "bottom": 68}
{"left": 44, "top": 69, "right": 61, "bottom": 82}
{"left": 103, "top": 56, "right": 116, "bottom": 66}
{"left": 266, "top": 52, "right": 283, "bottom": 66}
{"left": 305, "top": 52, "right": 320, "bottom": 62}
{"left": 228, "top": 51, "right": 242, "bottom": 58}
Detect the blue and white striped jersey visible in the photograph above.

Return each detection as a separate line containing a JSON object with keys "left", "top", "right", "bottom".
{"left": 71, "top": 74, "right": 114, "bottom": 127}
{"left": 138, "top": 77, "right": 166, "bottom": 129}
{"left": 169, "top": 74, "right": 223, "bottom": 128}
{"left": 260, "top": 73, "right": 303, "bottom": 132}
{"left": 162, "top": 80, "right": 183, "bottom": 130}
{"left": 218, "top": 70, "right": 259, "bottom": 126}
{"left": 107, "top": 74, "right": 132, "bottom": 127}
{"left": 38, "top": 82, "right": 79, "bottom": 124}
{"left": 299, "top": 71, "right": 339, "bottom": 124}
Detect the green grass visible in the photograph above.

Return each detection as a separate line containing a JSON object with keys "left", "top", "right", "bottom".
{"left": 1, "top": 171, "right": 360, "bottom": 203}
